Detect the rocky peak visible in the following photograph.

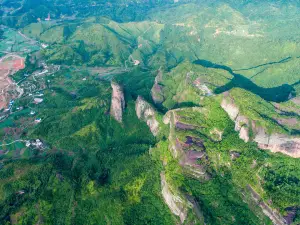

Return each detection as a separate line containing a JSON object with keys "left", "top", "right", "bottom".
{"left": 135, "top": 96, "right": 160, "bottom": 136}
{"left": 110, "top": 82, "right": 125, "bottom": 123}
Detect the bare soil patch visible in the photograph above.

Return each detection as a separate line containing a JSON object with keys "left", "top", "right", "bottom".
{"left": 0, "top": 55, "right": 25, "bottom": 109}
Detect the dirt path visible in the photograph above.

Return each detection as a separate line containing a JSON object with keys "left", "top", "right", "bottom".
{"left": 0, "top": 139, "right": 25, "bottom": 147}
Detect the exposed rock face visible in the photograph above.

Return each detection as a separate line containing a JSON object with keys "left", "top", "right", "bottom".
{"left": 163, "top": 110, "right": 172, "bottom": 125}
{"left": 235, "top": 115, "right": 250, "bottom": 142}
{"left": 163, "top": 109, "right": 211, "bottom": 180}
{"left": 221, "top": 97, "right": 252, "bottom": 143}
{"left": 163, "top": 110, "right": 185, "bottom": 158}
{"left": 135, "top": 96, "right": 160, "bottom": 136}
{"left": 161, "top": 109, "right": 210, "bottom": 222}
{"left": 151, "top": 68, "right": 165, "bottom": 104}
{"left": 221, "top": 96, "right": 239, "bottom": 121}
{"left": 257, "top": 134, "right": 300, "bottom": 158}
{"left": 161, "top": 172, "right": 190, "bottom": 223}
{"left": 193, "top": 78, "right": 214, "bottom": 96}
{"left": 221, "top": 96, "right": 300, "bottom": 158}
{"left": 179, "top": 137, "right": 210, "bottom": 180}
{"left": 247, "top": 185, "right": 287, "bottom": 225}
{"left": 180, "top": 149, "right": 210, "bottom": 180}
{"left": 252, "top": 124, "right": 269, "bottom": 145}
{"left": 110, "top": 82, "right": 125, "bottom": 123}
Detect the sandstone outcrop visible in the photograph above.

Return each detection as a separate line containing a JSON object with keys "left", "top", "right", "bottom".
{"left": 161, "top": 172, "right": 191, "bottom": 223}
{"left": 220, "top": 96, "right": 239, "bottom": 121}
{"left": 235, "top": 115, "right": 250, "bottom": 142}
{"left": 221, "top": 96, "right": 300, "bottom": 158}
{"left": 193, "top": 77, "right": 214, "bottom": 96}
{"left": 163, "top": 108, "right": 211, "bottom": 180}
{"left": 256, "top": 133, "right": 300, "bottom": 158}
{"left": 151, "top": 68, "right": 165, "bottom": 104}
{"left": 110, "top": 82, "right": 125, "bottom": 123}
{"left": 135, "top": 96, "right": 160, "bottom": 136}
{"left": 247, "top": 185, "right": 287, "bottom": 225}
{"left": 163, "top": 110, "right": 185, "bottom": 158}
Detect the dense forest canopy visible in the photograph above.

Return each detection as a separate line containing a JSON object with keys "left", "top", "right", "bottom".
{"left": 0, "top": 0, "right": 299, "bottom": 224}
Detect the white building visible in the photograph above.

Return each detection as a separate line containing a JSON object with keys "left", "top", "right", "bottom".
{"left": 134, "top": 60, "right": 140, "bottom": 66}
{"left": 34, "top": 98, "right": 44, "bottom": 104}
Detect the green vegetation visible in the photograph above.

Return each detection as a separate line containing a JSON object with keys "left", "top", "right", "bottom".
{"left": 0, "top": 27, "right": 40, "bottom": 57}
{"left": 0, "top": 73, "right": 174, "bottom": 224}
{"left": 0, "top": 0, "right": 299, "bottom": 224}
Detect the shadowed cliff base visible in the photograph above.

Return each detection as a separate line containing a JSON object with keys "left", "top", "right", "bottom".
{"left": 193, "top": 59, "right": 298, "bottom": 103}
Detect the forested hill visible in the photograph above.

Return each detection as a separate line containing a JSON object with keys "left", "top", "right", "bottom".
{"left": 0, "top": 0, "right": 299, "bottom": 224}
{"left": 2, "top": 0, "right": 300, "bottom": 28}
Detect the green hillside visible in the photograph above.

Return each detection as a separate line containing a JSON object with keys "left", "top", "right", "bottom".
{"left": 0, "top": 0, "right": 299, "bottom": 225}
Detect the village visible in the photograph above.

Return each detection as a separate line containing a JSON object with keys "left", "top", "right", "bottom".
{"left": 0, "top": 58, "right": 60, "bottom": 157}
{"left": 0, "top": 26, "right": 62, "bottom": 158}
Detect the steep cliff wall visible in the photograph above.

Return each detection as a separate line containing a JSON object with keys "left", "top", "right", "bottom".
{"left": 151, "top": 68, "right": 165, "bottom": 104}
{"left": 221, "top": 96, "right": 300, "bottom": 158}
{"left": 161, "top": 172, "right": 190, "bottom": 223}
{"left": 163, "top": 108, "right": 211, "bottom": 180}
{"left": 135, "top": 96, "right": 160, "bottom": 136}
{"left": 247, "top": 185, "right": 287, "bottom": 225}
{"left": 110, "top": 82, "right": 125, "bottom": 123}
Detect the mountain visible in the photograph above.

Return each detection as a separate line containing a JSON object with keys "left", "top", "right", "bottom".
{"left": 0, "top": 0, "right": 299, "bottom": 225}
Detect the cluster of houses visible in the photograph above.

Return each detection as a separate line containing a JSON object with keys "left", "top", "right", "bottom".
{"left": 25, "top": 139, "right": 45, "bottom": 149}
{"left": 4, "top": 100, "right": 14, "bottom": 112}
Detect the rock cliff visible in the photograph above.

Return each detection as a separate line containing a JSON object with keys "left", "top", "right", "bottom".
{"left": 135, "top": 96, "right": 160, "bottom": 136}
{"left": 221, "top": 95, "right": 300, "bottom": 158}
{"left": 110, "top": 82, "right": 125, "bottom": 123}
{"left": 193, "top": 77, "right": 214, "bottom": 97}
{"left": 247, "top": 185, "right": 287, "bottom": 225}
{"left": 151, "top": 68, "right": 165, "bottom": 104}
{"left": 161, "top": 172, "right": 190, "bottom": 223}
{"left": 163, "top": 108, "right": 211, "bottom": 180}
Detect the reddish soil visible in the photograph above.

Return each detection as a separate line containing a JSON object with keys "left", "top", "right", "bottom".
{"left": 0, "top": 55, "right": 25, "bottom": 110}
{"left": 0, "top": 58, "right": 25, "bottom": 70}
